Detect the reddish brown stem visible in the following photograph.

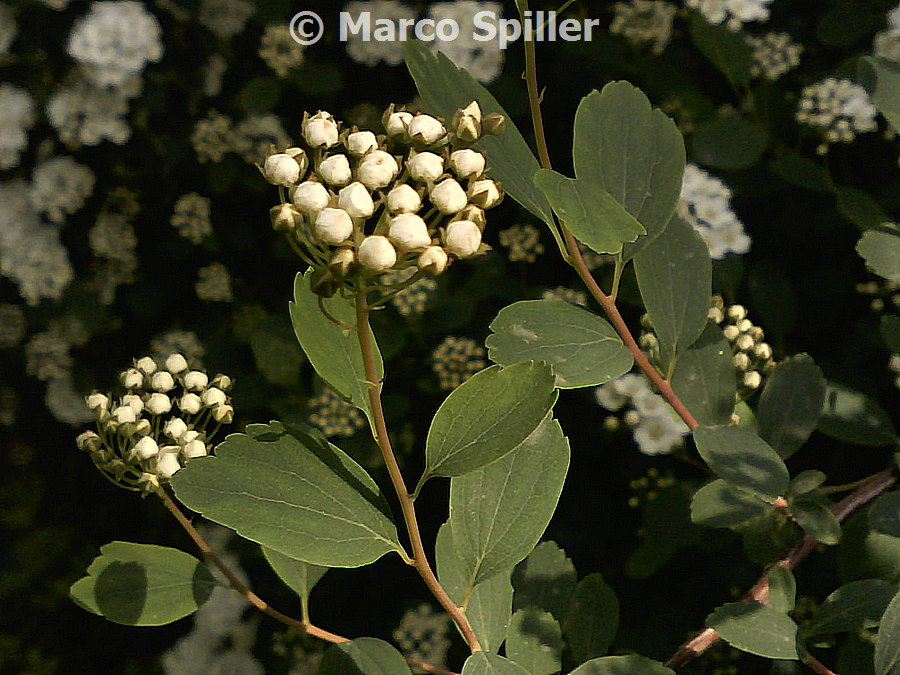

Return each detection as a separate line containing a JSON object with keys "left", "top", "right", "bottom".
{"left": 803, "top": 652, "right": 837, "bottom": 675}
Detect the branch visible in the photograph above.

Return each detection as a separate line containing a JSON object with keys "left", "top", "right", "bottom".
{"left": 355, "top": 289, "right": 483, "bottom": 654}
{"left": 664, "top": 468, "right": 897, "bottom": 670}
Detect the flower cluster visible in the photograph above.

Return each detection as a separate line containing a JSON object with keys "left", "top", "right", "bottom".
{"left": 30, "top": 156, "right": 96, "bottom": 225}
{"left": 796, "top": 78, "right": 878, "bottom": 154}
{"left": 874, "top": 4, "right": 900, "bottom": 63}
{"left": 542, "top": 287, "right": 588, "bottom": 307}
{"left": 380, "top": 267, "right": 438, "bottom": 317}
{"left": 609, "top": 0, "right": 677, "bottom": 55}
{"left": 0, "top": 303, "right": 25, "bottom": 348}
{"left": 627, "top": 467, "right": 677, "bottom": 508}
{"left": 76, "top": 353, "right": 234, "bottom": 493}
{"left": 431, "top": 336, "right": 486, "bottom": 390}
{"left": 707, "top": 297, "right": 776, "bottom": 396}
{"left": 171, "top": 192, "right": 213, "bottom": 243}
{"left": 259, "top": 24, "right": 305, "bottom": 78}
{"left": 199, "top": 0, "right": 254, "bottom": 40}
{"left": 686, "top": 0, "right": 773, "bottom": 31}
{"left": 0, "top": 1, "right": 16, "bottom": 57}
{"left": 856, "top": 278, "right": 900, "bottom": 314}
{"left": 595, "top": 373, "right": 690, "bottom": 455}
{"left": 747, "top": 32, "right": 803, "bottom": 80}
{"left": 196, "top": 262, "right": 233, "bottom": 302}
{"left": 263, "top": 101, "right": 505, "bottom": 295}
{"left": 393, "top": 604, "right": 452, "bottom": 672}
{"left": 308, "top": 387, "right": 366, "bottom": 437}
{"left": 0, "top": 84, "right": 35, "bottom": 170}
{"left": 46, "top": 72, "right": 136, "bottom": 148}
{"left": 499, "top": 224, "right": 545, "bottom": 263}
{"left": 678, "top": 163, "right": 751, "bottom": 259}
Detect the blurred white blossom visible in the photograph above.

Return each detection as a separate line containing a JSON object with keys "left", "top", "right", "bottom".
{"left": 874, "top": 4, "right": 900, "bottom": 63}
{"left": 199, "top": 0, "right": 254, "bottom": 40}
{"left": 747, "top": 32, "right": 802, "bottom": 80}
{"left": 427, "top": 1, "right": 505, "bottom": 83}
{"left": 344, "top": 1, "right": 417, "bottom": 66}
{"left": 796, "top": 78, "right": 878, "bottom": 153}
{"left": 0, "top": 2, "right": 16, "bottom": 57}
{"left": 678, "top": 163, "right": 751, "bottom": 259}
{"left": 686, "top": 0, "right": 774, "bottom": 30}
{"left": 0, "top": 84, "right": 34, "bottom": 170}
{"left": 46, "top": 73, "right": 134, "bottom": 148}
{"left": 610, "top": 0, "right": 677, "bottom": 54}
{"left": 30, "top": 156, "right": 96, "bottom": 225}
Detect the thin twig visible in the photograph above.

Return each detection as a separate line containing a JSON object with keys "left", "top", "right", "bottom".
{"left": 355, "top": 289, "right": 483, "bottom": 654}
{"left": 803, "top": 652, "right": 837, "bottom": 675}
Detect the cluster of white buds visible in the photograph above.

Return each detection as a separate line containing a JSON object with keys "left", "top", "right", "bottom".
{"left": 261, "top": 102, "right": 506, "bottom": 297}
{"left": 75, "top": 353, "right": 234, "bottom": 494}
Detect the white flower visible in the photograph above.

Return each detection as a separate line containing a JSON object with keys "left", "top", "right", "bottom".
{"left": 156, "top": 449, "right": 181, "bottom": 478}
{"left": 444, "top": 220, "right": 481, "bottom": 258}
{"left": 29, "top": 156, "right": 96, "bottom": 225}
{"left": 686, "top": 0, "right": 772, "bottom": 30}
{"left": 346, "top": 130, "right": 378, "bottom": 156}
{"left": 180, "top": 393, "right": 203, "bottom": 415}
{"left": 747, "top": 32, "right": 803, "bottom": 80}
{"left": 121, "top": 368, "right": 143, "bottom": 389}
{"left": 389, "top": 213, "right": 432, "bottom": 251}
{"left": 417, "top": 246, "right": 449, "bottom": 275}
{"left": 151, "top": 370, "right": 176, "bottom": 392}
{"left": 874, "top": 6, "right": 900, "bottom": 63}
{"left": 86, "top": 392, "right": 109, "bottom": 412}
{"left": 314, "top": 208, "right": 354, "bottom": 244}
{"left": 146, "top": 392, "right": 172, "bottom": 415}
{"left": 408, "top": 114, "right": 447, "bottom": 145}
{"left": 135, "top": 356, "right": 157, "bottom": 374}
{"left": 292, "top": 181, "right": 331, "bottom": 215}
{"left": 386, "top": 184, "right": 422, "bottom": 214}
{"left": 610, "top": 0, "right": 677, "bottom": 55}
{"left": 164, "top": 417, "right": 188, "bottom": 440}
{"left": 46, "top": 73, "right": 132, "bottom": 149}
{"left": 0, "top": 84, "right": 35, "bottom": 169}
{"left": 134, "top": 436, "right": 159, "bottom": 460}
{"left": 430, "top": 178, "right": 468, "bottom": 214}
{"left": 319, "top": 154, "right": 353, "bottom": 187}
{"left": 426, "top": 1, "right": 505, "bottom": 83}
{"left": 449, "top": 149, "right": 486, "bottom": 179}
{"left": 408, "top": 151, "right": 445, "bottom": 183}
{"left": 338, "top": 182, "right": 375, "bottom": 219}
{"left": 796, "top": 78, "right": 878, "bottom": 151}
{"left": 184, "top": 371, "right": 209, "bottom": 391}
{"left": 385, "top": 111, "right": 413, "bottom": 138}
{"left": 344, "top": 0, "right": 416, "bottom": 66}
{"left": 357, "top": 235, "right": 397, "bottom": 271}
{"left": 303, "top": 111, "right": 339, "bottom": 148}
{"left": 595, "top": 383, "right": 628, "bottom": 411}
{"left": 469, "top": 179, "right": 503, "bottom": 209}
{"left": 678, "top": 164, "right": 751, "bottom": 259}
{"left": 0, "top": 2, "right": 17, "bottom": 58}
{"left": 202, "top": 387, "right": 227, "bottom": 408}
{"left": 166, "top": 353, "right": 189, "bottom": 374}
{"left": 263, "top": 153, "right": 302, "bottom": 186}
{"left": 67, "top": 1, "right": 164, "bottom": 88}
{"left": 633, "top": 413, "right": 688, "bottom": 455}
{"left": 357, "top": 150, "right": 399, "bottom": 189}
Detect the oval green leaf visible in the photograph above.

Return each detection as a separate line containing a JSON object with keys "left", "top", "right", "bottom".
{"left": 318, "top": 637, "right": 412, "bottom": 675}
{"left": 806, "top": 579, "right": 897, "bottom": 638}
{"left": 570, "top": 655, "right": 675, "bottom": 674}
{"left": 671, "top": 323, "right": 736, "bottom": 426}
{"left": 790, "top": 496, "right": 842, "bottom": 545}
{"left": 693, "top": 427, "right": 790, "bottom": 501}
{"left": 262, "top": 547, "right": 327, "bottom": 614}
{"left": 875, "top": 588, "right": 900, "bottom": 675}
{"left": 563, "top": 573, "right": 620, "bottom": 665}
{"left": 690, "top": 479, "right": 771, "bottom": 529}
{"left": 818, "top": 382, "right": 898, "bottom": 447}
{"left": 870, "top": 493, "right": 900, "bottom": 538}
{"left": 857, "top": 224, "right": 900, "bottom": 282}
{"left": 512, "top": 541, "right": 578, "bottom": 621}
{"left": 757, "top": 354, "right": 826, "bottom": 460}
{"left": 486, "top": 299, "right": 632, "bottom": 389}
{"left": 766, "top": 567, "right": 796, "bottom": 615}
{"left": 506, "top": 608, "right": 562, "bottom": 675}
{"left": 69, "top": 542, "right": 218, "bottom": 626}
{"left": 707, "top": 602, "right": 799, "bottom": 660}
{"left": 462, "top": 652, "right": 530, "bottom": 675}
{"left": 691, "top": 115, "right": 767, "bottom": 170}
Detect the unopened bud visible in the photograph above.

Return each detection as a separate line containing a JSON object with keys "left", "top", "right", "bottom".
{"left": 389, "top": 213, "right": 432, "bottom": 251}
{"left": 303, "top": 111, "right": 339, "bottom": 148}
{"left": 469, "top": 179, "right": 503, "bottom": 209}
{"left": 449, "top": 149, "right": 486, "bottom": 179}
{"left": 408, "top": 114, "right": 446, "bottom": 145}
{"left": 179, "top": 393, "right": 203, "bottom": 415}
{"left": 86, "top": 392, "right": 109, "bottom": 413}
{"left": 114, "top": 405, "right": 137, "bottom": 424}
{"left": 213, "top": 404, "right": 234, "bottom": 424}
{"left": 481, "top": 112, "right": 506, "bottom": 136}
{"left": 445, "top": 220, "right": 482, "bottom": 258}
{"left": 452, "top": 101, "right": 483, "bottom": 142}
{"left": 357, "top": 235, "right": 397, "bottom": 272}
{"left": 146, "top": 392, "right": 172, "bottom": 415}
{"left": 338, "top": 182, "right": 375, "bottom": 219}
{"left": 151, "top": 370, "right": 176, "bottom": 392}
{"left": 201, "top": 387, "right": 227, "bottom": 408}
{"left": 156, "top": 451, "right": 182, "bottom": 479}
{"left": 417, "top": 246, "right": 449, "bottom": 275}
{"left": 134, "top": 436, "right": 159, "bottom": 460}
{"left": 263, "top": 153, "right": 303, "bottom": 186}
{"left": 270, "top": 203, "right": 299, "bottom": 232}
{"left": 292, "top": 181, "right": 331, "bottom": 216}
{"left": 164, "top": 417, "right": 188, "bottom": 441}
{"left": 166, "top": 354, "right": 189, "bottom": 374}
{"left": 121, "top": 368, "right": 143, "bottom": 389}
{"left": 184, "top": 371, "right": 209, "bottom": 391}
{"left": 329, "top": 247, "right": 356, "bottom": 278}
{"left": 182, "top": 439, "right": 208, "bottom": 459}
{"left": 210, "top": 374, "right": 233, "bottom": 391}
{"left": 357, "top": 150, "right": 399, "bottom": 190}
{"left": 314, "top": 207, "right": 354, "bottom": 245}
{"left": 135, "top": 356, "right": 157, "bottom": 375}
{"left": 386, "top": 184, "right": 422, "bottom": 214}
{"left": 743, "top": 371, "right": 762, "bottom": 389}
{"left": 408, "top": 151, "right": 445, "bottom": 183}
{"left": 430, "top": 178, "right": 468, "bottom": 214}
{"left": 318, "top": 154, "right": 353, "bottom": 187}
{"left": 122, "top": 394, "right": 143, "bottom": 414}
{"left": 76, "top": 430, "right": 102, "bottom": 452}
{"left": 346, "top": 130, "right": 378, "bottom": 156}
{"left": 384, "top": 109, "right": 413, "bottom": 138}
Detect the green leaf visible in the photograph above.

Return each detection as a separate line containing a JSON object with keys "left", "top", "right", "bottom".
{"left": 449, "top": 416, "right": 570, "bottom": 588}
{"left": 860, "top": 56, "right": 900, "bottom": 131}
{"left": 790, "top": 496, "right": 842, "bottom": 545}
{"left": 838, "top": 186, "right": 891, "bottom": 231}
{"left": 634, "top": 215, "right": 712, "bottom": 374}
{"left": 69, "top": 542, "right": 218, "bottom": 626}
{"left": 818, "top": 382, "right": 899, "bottom": 447}
{"left": 534, "top": 169, "right": 646, "bottom": 255}
{"left": 422, "top": 362, "right": 558, "bottom": 483}
{"left": 806, "top": 579, "right": 897, "bottom": 638}
{"left": 486, "top": 300, "right": 633, "bottom": 389}
{"left": 767, "top": 567, "right": 796, "bottom": 615}
{"left": 572, "top": 83, "right": 686, "bottom": 261}
{"left": 870, "top": 493, "right": 900, "bottom": 538}
{"left": 769, "top": 153, "right": 830, "bottom": 193}
{"left": 512, "top": 541, "right": 578, "bottom": 620}
{"left": 171, "top": 423, "right": 403, "bottom": 567}
{"left": 462, "top": 652, "right": 530, "bottom": 675}
{"left": 691, "top": 115, "right": 767, "bottom": 170}
{"left": 569, "top": 655, "right": 675, "bottom": 674}
{"left": 857, "top": 224, "right": 900, "bottom": 282}
{"left": 562, "top": 573, "right": 620, "bottom": 665}
{"left": 707, "top": 602, "right": 799, "bottom": 660}
{"left": 262, "top": 547, "right": 327, "bottom": 616}
{"left": 875, "top": 589, "right": 900, "bottom": 675}
{"left": 839, "top": 513, "right": 900, "bottom": 584}
{"left": 688, "top": 13, "right": 753, "bottom": 88}
{"left": 757, "top": 354, "right": 826, "bottom": 459}
{"left": 691, "top": 479, "right": 771, "bottom": 528}
{"left": 250, "top": 314, "right": 305, "bottom": 387}
{"left": 290, "top": 270, "right": 382, "bottom": 428}
{"left": 789, "top": 470, "right": 827, "bottom": 496}
{"left": 693, "top": 427, "right": 790, "bottom": 501}
{"left": 404, "top": 42, "right": 554, "bottom": 227}
{"left": 318, "top": 637, "right": 412, "bottom": 675}
{"left": 671, "top": 323, "right": 736, "bottom": 426}
{"left": 505, "top": 608, "right": 562, "bottom": 675}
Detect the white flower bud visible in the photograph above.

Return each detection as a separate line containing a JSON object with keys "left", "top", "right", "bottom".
{"left": 357, "top": 235, "right": 397, "bottom": 271}
{"left": 386, "top": 184, "right": 422, "bottom": 214}
{"left": 164, "top": 417, "right": 188, "bottom": 441}
{"left": 357, "top": 150, "right": 399, "bottom": 190}
{"left": 135, "top": 356, "right": 157, "bottom": 375}
{"left": 184, "top": 371, "right": 209, "bottom": 392}
{"left": 76, "top": 430, "right": 102, "bottom": 452}
{"left": 385, "top": 111, "right": 412, "bottom": 138}
{"left": 201, "top": 387, "right": 227, "bottom": 408}
{"left": 210, "top": 374, "right": 233, "bottom": 391}
{"left": 450, "top": 149, "right": 486, "bottom": 179}
{"left": 337, "top": 182, "right": 375, "bottom": 219}
{"left": 182, "top": 429, "right": 200, "bottom": 444}
{"left": 114, "top": 405, "right": 137, "bottom": 424}
{"left": 86, "top": 392, "right": 109, "bottom": 412}
{"left": 121, "top": 368, "right": 143, "bottom": 389}
{"left": 469, "top": 179, "right": 503, "bottom": 209}
{"left": 409, "top": 114, "right": 446, "bottom": 145}
{"left": 122, "top": 394, "right": 143, "bottom": 414}
{"left": 138, "top": 472, "right": 160, "bottom": 492}
{"left": 736, "top": 334, "right": 755, "bottom": 352}
{"left": 179, "top": 393, "right": 203, "bottom": 415}
{"left": 329, "top": 247, "right": 355, "bottom": 277}
{"left": 318, "top": 154, "right": 352, "bottom": 187}
{"left": 388, "top": 213, "right": 432, "bottom": 251}
{"left": 146, "top": 392, "right": 172, "bottom": 415}
{"left": 417, "top": 246, "right": 449, "bottom": 275}
{"left": 445, "top": 220, "right": 482, "bottom": 258}
{"left": 212, "top": 404, "right": 234, "bottom": 423}
{"left": 182, "top": 439, "right": 208, "bottom": 459}
{"left": 165, "top": 354, "right": 189, "bottom": 374}
{"left": 135, "top": 418, "right": 152, "bottom": 436}
{"left": 156, "top": 450, "right": 181, "bottom": 479}
{"left": 314, "top": 207, "right": 354, "bottom": 245}
{"left": 270, "top": 203, "right": 298, "bottom": 232}
{"left": 454, "top": 101, "right": 483, "bottom": 142}
{"left": 408, "top": 151, "right": 445, "bottom": 183}
{"left": 347, "top": 130, "right": 378, "bottom": 156}
{"left": 264, "top": 153, "right": 302, "bottom": 186}
{"left": 303, "top": 111, "right": 339, "bottom": 148}
{"left": 743, "top": 371, "right": 762, "bottom": 389}
{"left": 134, "top": 436, "right": 159, "bottom": 460}
{"left": 723, "top": 325, "right": 740, "bottom": 341}
{"left": 292, "top": 181, "right": 331, "bottom": 215}
{"left": 151, "top": 370, "right": 176, "bottom": 393}
{"left": 755, "top": 343, "right": 773, "bottom": 360}
{"left": 430, "top": 178, "right": 468, "bottom": 214}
